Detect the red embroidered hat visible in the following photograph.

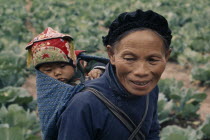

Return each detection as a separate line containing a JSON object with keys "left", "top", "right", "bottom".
{"left": 26, "top": 27, "right": 77, "bottom": 68}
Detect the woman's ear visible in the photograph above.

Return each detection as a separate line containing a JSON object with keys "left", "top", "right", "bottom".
{"left": 106, "top": 45, "right": 115, "bottom": 65}
{"left": 165, "top": 48, "right": 172, "bottom": 62}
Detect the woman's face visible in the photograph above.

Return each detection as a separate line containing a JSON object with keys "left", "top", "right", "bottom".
{"left": 108, "top": 30, "right": 171, "bottom": 96}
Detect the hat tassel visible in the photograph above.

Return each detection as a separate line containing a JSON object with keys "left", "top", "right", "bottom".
{"left": 26, "top": 50, "right": 33, "bottom": 68}
{"left": 69, "top": 41, "right": 77, "bottom": 65}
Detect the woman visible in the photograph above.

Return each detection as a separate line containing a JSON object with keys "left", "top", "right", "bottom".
{"left": 57, "top": 9, "right": 172, "bottom": 140}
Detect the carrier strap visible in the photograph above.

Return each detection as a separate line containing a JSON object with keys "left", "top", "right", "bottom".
{"left": 84, "top": 87, "right": 149, "bottom": 140}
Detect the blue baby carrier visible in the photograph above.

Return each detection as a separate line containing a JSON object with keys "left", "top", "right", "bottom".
{"left": 36, "top": 70, "right": 84, "bottom": 140}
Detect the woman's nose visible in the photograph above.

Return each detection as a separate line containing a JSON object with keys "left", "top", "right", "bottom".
{"left": 133, "top": 62, "right": 149, "bottom": 76}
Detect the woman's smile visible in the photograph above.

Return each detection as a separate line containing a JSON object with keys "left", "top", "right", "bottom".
{"left": 130, "top": 80, "right": 151, "bottom": 87}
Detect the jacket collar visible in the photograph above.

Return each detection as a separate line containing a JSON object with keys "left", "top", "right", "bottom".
{"left": 105, "top": 63, "right": 136, "bottom": 98}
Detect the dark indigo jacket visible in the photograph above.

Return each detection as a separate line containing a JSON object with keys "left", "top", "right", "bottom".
{"left": 57, "top": 63, "right": 160, "bottom": 140}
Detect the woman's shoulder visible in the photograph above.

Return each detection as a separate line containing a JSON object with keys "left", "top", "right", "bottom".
{"left": 66, "top": 78, "right": 111, "bottom": 113}
{"left": 67, "top": 88, "right": 105, "bottom": 110}
{"left": 148, "top": 85, "right": 159, "bottom": 101}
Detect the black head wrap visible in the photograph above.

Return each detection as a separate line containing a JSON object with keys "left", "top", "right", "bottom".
{"left": 102, "top": 9, "right": 172, "bottom": 49}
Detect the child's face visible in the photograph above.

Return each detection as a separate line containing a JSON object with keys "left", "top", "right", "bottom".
{"left": 39, "top": 63, "right": 75, "bottom": 83}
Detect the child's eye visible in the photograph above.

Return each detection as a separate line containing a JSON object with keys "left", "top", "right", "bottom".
{"left": 60, "top": 64, "right": 66, "bottom": 68}
{"left": 44, "top": 69, "right": 52, "bottom": 72}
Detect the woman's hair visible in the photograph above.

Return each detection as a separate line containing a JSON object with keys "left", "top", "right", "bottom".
{"left": 102, "top": 9, "right": 172, "bottom": 50}
{"left": 112, "top": 28, "right": 170, "bottom": 50}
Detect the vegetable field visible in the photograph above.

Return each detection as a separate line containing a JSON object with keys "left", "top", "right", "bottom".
{"left": 0, "top": 0, "right": 210, "bottom": 139}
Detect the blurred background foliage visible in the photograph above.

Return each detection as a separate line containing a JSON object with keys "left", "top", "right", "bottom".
{"left": 0, "top": 0, "right": 210, "bottom": 139}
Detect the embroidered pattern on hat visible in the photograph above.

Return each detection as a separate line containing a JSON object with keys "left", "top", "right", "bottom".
{"left": 26, "top": 27, "right": 72, "bottom": 49}
{"left": 33, "top": 46, "right": 69, "bottom": 66}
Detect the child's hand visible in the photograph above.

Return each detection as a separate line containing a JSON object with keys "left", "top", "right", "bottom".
{"left": 88, "top": 69, "right": 103, "bottom": 79}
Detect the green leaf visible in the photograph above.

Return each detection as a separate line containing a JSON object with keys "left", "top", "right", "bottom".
{"left": 26, "top": 135, "right": 42, "bottom": 140}
{"left": 0, "top": 104, "right": 39, "bottom": 130}
{"left": 158, "top": 93, "right": 174, "bottom": 123}
{"left": 201, "top": 124, "right": 210, "bottom": 138}
{"left": 191, "top": 63, "right": 210, "bottom": 85}
{"left": 158, "top": 78, "right": 183, "bottom": 100}
{"left": 0, "top": 86, "right": 32, "bottom": 105}
{"left": 0, "top": 50, "right": 29, "bottom": 88}
{"left": 191, "top": 93, "right": 207, "bottom": 103}
{"left": 170, "top": 94, "right": 181, "bottom": 101}
{"left": 180, "top": 104, "right": 198, "bottom": 118}
{"left": 0, "top": 88, "right": 17, "bottom": 104}
{"left": 160, "top": 125, "right": 202, "bottom": 140}
{"left": 0, "top": 125, "right": 10, "bottom": 140}
{"left": 9, "top": 127, "right": 25, "bottom": 140}
{"left": 0, "top": 125, "right": 25, "bottom": 140}
{"left": 200, "top": 115, "right": 210, "bottom": 138}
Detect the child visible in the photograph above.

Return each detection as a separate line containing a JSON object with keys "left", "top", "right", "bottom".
{"left": 25, "top": 27, "right": 107, "bottom": 140}
{"left": 26, "top": 27, "right": 104, "bottom": 84}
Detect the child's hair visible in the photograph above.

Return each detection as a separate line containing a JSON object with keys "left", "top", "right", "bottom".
{"left": 25, "top": 27, "right": 77, "bottom": 69}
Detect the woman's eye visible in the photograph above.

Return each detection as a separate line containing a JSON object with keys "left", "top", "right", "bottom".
{"left": 124, "top": 58, "right": 135, "bottom": 61}
{"left": 149, "top": 58, "right": 156, "bottom": 61}
{"left": 148, "top": 58, "right": 159, "bottom": 63}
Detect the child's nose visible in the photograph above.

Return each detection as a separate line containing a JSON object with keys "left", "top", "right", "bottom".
{"left": 54, "top": 68, "right": 62, "bottom": 76}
